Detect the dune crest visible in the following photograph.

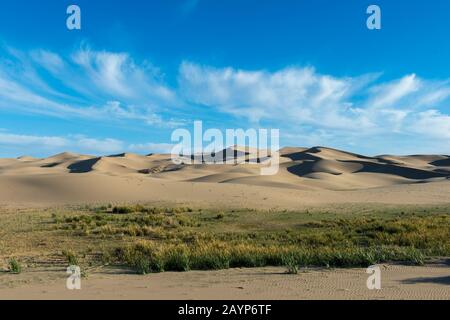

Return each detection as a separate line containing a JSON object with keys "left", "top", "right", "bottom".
{"left": 4, "top": 146, "right": 449, "bottom": 187}
{"left": 1, "top": 146, "right": 449, "bottom": 206}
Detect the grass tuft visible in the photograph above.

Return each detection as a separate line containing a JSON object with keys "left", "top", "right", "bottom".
{"left": 282, "top": 254, "right": 299, "bottom": 274}
{"left": 8, "top": 258, "right": 22, "bottom": 274}
{"left": 62, "top": 250, "right": 79, "bottom": 266}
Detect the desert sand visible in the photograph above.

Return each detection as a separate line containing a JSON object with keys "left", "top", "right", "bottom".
{"left": 1, "top": 146, "right": 449, "bottom": 300}
{"left": 1, "top": 264, "right": 449, "bottom": 300}
{"left": 0, "top": 146, "right": 449, "bottom": 209}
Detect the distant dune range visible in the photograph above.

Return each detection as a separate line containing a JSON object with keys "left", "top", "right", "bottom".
{"left": 1, "top": 146, "right": 449, "bottom": 208}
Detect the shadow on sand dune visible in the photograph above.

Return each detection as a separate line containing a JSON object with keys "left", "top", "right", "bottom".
{"left": 344, "top": 160, "right": 449, "bottom": 180}
{"left": 430, "top": 157, "right": 450, "bottom": 167}
{"left": 282, "top": 152, "right": 320, "bottom": 162}
{"left": 286, "top": 158, "right": 450, "bottom": 180}
{"left": 40, "top": 162, "right": 61, "bottom": 168}
{"left": 286, "top": 161, "right": 342, "bottom": 177}
{"left": 67, "top": 158, "right": 101, "bottom": 173}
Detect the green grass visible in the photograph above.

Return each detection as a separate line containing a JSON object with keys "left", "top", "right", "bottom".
{"left": 111, "top": 241, "right": 428, "bottom": 274}
{"left": 1, "top": 204, "right": 449, "bottom": 274}
{"left": 8, "top": 258, "right": 22, "bottom": 274}
{"left": 283, "top": 254, "right": 299, "bottom": 274}
{"left": 62, "top": 250, "right": 79, "bottom": 266}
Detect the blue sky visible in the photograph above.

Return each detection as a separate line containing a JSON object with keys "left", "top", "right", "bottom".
{"left": 0, "top": 0, "right": 449, "bottom": 157}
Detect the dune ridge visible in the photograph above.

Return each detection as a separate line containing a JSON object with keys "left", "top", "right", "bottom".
{"left": 2, "top": 146, "right": 450, "bottom": 187}
{"left": 0, "top": 146, "right": 449, "bottom": 207}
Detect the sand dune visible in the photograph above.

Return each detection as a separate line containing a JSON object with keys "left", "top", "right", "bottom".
{"left": 0, "top": 146, "right": 449, "bottom": 207}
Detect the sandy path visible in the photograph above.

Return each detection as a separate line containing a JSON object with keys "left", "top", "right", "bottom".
{"left": 1, "top": 264, "right": 448, "bottom": 300}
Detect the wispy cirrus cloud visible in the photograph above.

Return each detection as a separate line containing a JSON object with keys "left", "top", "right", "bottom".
{"left": 30, "top": 49, "right": 65, "bottom": 74}
{"left": 0, "top": 130, "right": 174, "bottom": 157}
{"left": 70, "top": 48, "right": 176, "bottom": 103}
{"left": 0, "top": 45, "right": 183, "bottom": 127}
{"left": 0, "top": 44, "right": 449, "bottom": 156}
{"left": 0, "top": 132, "right": 68, "bottom": 149}
{"left": 0, "top": 131, "right": 125, "bottom": 155}
{"left": 179, "top": 62, "right": 373, "bottom": 129}
{"left": 178, "top": 62, "right": 450, "bottom": 151}
{"left": 411, "top": 110, "right": 450, "bottom": 139}
{"left": 128, "top": 142, "right": 174, "bottom": 154}
{"left": 368, "top": 74, "right": 422, "bottom": 109}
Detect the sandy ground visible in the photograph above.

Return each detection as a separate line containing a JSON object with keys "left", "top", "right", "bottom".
{"left": 0, "top": 264, "right": 449, "bottom": 300}
{"left": 1, "top": 147, "right": 449, "bottom": 300}
{"left": 2, "top": 174, "right": 450, "bottom": 210}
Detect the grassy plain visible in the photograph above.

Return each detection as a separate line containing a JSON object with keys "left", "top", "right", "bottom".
{"left": 0, "top": 204, "right": 449, "bottom": 275}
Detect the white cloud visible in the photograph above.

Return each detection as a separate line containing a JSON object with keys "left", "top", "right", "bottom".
{"left": 72, "top": 136, "right": 124, "bottom": 154}
{"left": 0, "top": 132, "right": 67, "bottom": 148}
{"left": 411, "top": 110, "right": 450, "bottom": 139}
{"left": 0, "top": 131, "right": 175, "bottom": 156}
{"left": 179, "top": 62, "right": 365, "bottom": 129}
{"left": 129, "top": 142, "right": 174, "bottom": 154}
{"left": 179, "top": 62, "right": 450, "bottom": 146}
{"left": 71, "top": 47, "right": 176, "bottom": 103}
{"left": 0, "top": 132, "right": 126, "bottom": 154}
{"left": 31, "top": 50, "right": 65, "bottom": 74}
{"left": 369, "top": 74, "right": 421, "bottom": 108}
{"left": 1, "top": 44, "right": 450, "bottom": 155}
{"left": 72, "top": 49, "right": 133, "bottom": 97}
{"left": 0, "top": 46, "right": 182, "bottom": 128}
{"left": 99, "top": 101, "right": 187, "bottom": 128}
{"left": 416, "top": 86, "right": 450, "bottom": 107}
